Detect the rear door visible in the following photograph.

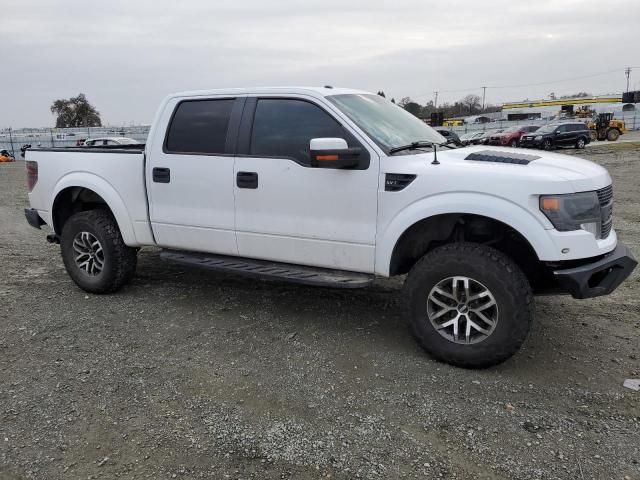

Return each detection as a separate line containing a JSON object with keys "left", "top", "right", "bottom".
{"left": 555, "top": 124, "right": 570, "bottom": 145}
{"left": 233, "top": 96, "right": 379, "bottom": 273}
{"left": 146, "top": 96, "right": 244, "bottom": 255}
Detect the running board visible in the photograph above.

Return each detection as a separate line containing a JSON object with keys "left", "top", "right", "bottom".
{"left": 160, "top": 250, "right": 374, "bottom": 289}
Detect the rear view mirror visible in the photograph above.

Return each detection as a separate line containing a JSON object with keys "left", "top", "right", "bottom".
{"left": 310, "top": 138, "right": 361, "bottom": 169}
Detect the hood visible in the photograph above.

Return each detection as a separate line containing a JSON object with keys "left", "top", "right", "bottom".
{"left": 382, "top": 145, "right": 610, "bottom": 193}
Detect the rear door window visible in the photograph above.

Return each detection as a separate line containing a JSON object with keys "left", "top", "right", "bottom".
{"left": 165, "top": 99, "right": 235, "bottom": 154}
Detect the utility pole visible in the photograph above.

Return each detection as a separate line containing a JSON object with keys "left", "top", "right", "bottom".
{"left": 434, "top": 91, "right": 439, "bottom": 109}
{"left": 482, "top": 86, "right": 487, "bottom": 111}
{"left": 625, "top": 67, "right": 631, "bottom": 93}
{"left": 8, "top": 128, "right": 15, "bottom": 157}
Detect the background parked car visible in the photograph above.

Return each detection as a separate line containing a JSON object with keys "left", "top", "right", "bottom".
{"left": 476, "top": 129, "right": 504, "bottom": 145}
{"left": 487, "top": 125, "right": 539, "bottom": 147}
{"left": 520, "top": 122, "right": 591, "bottom": 150}
{"left": 434, "top": 128, "right": 462, "bottom": 146}
{"left": 459, "top": 131, "right": 484, "bottom": 146}
{"left": 83, "top": 137, "right": 141, "bottom": 146}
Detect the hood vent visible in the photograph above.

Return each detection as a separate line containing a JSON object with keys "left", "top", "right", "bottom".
{"left": 465, "top": 150, "right": 540, "bottom": 165}
{"left": 385, "top": 173, "right": 416, "bottom": 192}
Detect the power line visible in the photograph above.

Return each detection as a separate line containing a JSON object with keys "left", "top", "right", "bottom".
{"left": 412, "top": 66, "right": 636, "bottom": 101}
{"left": 485, "top": 68, "right": 624, "bottom": 89}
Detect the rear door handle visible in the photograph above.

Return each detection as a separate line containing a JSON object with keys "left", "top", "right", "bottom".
{"left": 152, "top": 167, "right": 171, "bottom": 183}
{"left": 236, "top": 171, "right": 258, "bottom": 189}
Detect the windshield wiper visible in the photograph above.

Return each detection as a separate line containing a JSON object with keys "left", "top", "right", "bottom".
{"left": 389, "top": 141, "right": 435, "bottom": 155}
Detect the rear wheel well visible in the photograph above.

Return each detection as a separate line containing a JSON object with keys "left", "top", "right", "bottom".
{"left": 52, "top": 187, "right": 113, "bottom": 234}
{"left": 389, "top": 214, "right": 549, "bottom": 290}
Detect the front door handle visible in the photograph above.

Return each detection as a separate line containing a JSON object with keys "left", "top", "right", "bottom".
{"left": 152, "top": 167, "right": 171, "bottom": 183}
{"left": 236, "top": 171, "right": 258, "bottom": 189}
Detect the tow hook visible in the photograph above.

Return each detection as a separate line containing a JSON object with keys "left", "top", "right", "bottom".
{"left": 46, "top": 233, "right": 60, "bottom": 244}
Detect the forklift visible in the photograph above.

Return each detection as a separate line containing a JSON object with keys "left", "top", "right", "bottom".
{"left": 588, "top": 112, "right": 626, "bottom": 141}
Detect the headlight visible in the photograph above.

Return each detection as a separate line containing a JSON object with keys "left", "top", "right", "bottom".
{"left": 540, "top": 192, "right": 602, "bottom": 238}
{"left": 535, "top": 135, "right": 542, "bottom": 140}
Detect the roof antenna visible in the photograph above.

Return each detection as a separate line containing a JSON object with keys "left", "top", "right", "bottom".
{"left": 431, "top": 143, "right": 440, "bottom": 165}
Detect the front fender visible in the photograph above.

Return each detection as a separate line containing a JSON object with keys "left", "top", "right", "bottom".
{"left": 375, "top": 192, "right": 554, "bottom": 276}
{"left": 51, "top": 172, "right": 139, "bottom": 246}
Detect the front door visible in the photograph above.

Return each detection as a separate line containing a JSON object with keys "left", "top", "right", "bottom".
{"left": 147, "top": 96, "right": 243, "bottom": 255}
{"left": 233, "top": 96, "right": 379, "bottom": 273}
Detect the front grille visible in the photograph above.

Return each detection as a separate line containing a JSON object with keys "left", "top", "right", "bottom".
{"left": 597, "top": 185, "right": 613, "bottom": 205}
{"left": 597, "top": 185, "right": 613, "bottom": 238}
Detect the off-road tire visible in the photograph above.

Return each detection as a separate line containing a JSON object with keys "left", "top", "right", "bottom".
{"left": 575, "top": 137, "right": 586, "bottom": 149}
{"left": 589, "top": 130, "right": 597, "bottom": 141}
{"left": 404, "top": 242, "right": 534, "bottom": 368}
{"left": 607, "top": 128, "right": 620, "bottom": 141}
{"left": 60, "top": 210, "right": 137, "bottom": 293}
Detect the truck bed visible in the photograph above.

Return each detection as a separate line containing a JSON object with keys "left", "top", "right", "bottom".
{"left": 26, "top": 146, "right": 153, "bottom": 247}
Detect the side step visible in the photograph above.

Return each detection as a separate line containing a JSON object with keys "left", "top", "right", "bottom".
{"left": 160, "top": 250, "right": 374, "bottom": 289}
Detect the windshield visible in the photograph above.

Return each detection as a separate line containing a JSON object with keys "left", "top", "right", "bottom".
{"left": 536, "top": 124, "right": 558, "bottom": 133}
{"left": 116, "top": 138, "right": 139, "bottom": 145}
{"left": 503, "top": 126, "right": 521, "bottom": 133}
{"left": 327, "top": 94, "right": 445, "bottom": 154}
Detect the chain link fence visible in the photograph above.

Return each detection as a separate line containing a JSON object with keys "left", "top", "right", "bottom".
{"left": 1, "top": 109, "right": 638, "bottom": 158}
{"left": 443, "top": 110, "right": 639, "bottom": 135}
{"left": 0, "top": 126, "right": 150, "bottom": 158}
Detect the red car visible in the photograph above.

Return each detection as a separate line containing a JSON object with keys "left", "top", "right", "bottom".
{"left": 487, "top": 125, "right": 539, "bottom": 147}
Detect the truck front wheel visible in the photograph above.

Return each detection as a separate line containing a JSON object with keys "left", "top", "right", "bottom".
{"left": 404, "top": 242, "right": 533, "bottom": 368}
{"left": 60, "top": 210, "right": 137, "bottom": 293}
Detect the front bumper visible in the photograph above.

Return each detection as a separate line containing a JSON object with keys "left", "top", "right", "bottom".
{"left": 553, "top": 242, "right": 637, "bottom": 299}
{"left": 25, "top": 208, "right": 45, "bottom": 229}
{"left": 519, "top": 139, "right": 542, "bottom": 148}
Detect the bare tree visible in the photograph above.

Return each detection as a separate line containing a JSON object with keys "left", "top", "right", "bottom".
{"left": 461, "top": 94, "right": 481, "bottom": 114}
{"left": 397, "top": 97, "right": 412, "bottom": 108}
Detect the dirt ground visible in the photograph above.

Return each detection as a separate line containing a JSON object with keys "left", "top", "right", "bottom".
{"left": 1, "top": 144, "right": 639, "bottom": 480}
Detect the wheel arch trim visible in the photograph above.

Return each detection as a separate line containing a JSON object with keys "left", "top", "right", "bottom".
{"left": 376, "top": 192, "right": 553, "bottom": 276}
{"left": 50, "top": 172, "right": 139, "bottom": 246}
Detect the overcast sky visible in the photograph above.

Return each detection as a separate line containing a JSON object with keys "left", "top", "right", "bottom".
{"left": 2, "top": 0, "right": 638, "bottom": 128}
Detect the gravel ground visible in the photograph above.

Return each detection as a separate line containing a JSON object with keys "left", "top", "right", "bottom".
{"left": 1, "top": 144, "right": 639, "bottom": 480}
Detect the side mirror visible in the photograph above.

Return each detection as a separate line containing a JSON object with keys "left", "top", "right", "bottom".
{"left": 310, "top": 138, "right": 361, "bottom": 169}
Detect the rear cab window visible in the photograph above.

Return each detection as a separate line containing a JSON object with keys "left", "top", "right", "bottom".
{"left": 165, "top": 99, "right": 235, "bottom": 154}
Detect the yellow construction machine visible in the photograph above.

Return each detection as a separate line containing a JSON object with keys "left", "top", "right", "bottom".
{"left": 587, "top": 113, "right": 626, "bottom": 141}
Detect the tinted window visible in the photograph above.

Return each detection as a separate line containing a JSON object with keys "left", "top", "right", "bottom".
{"left": 166, "top": 99, "right": 235, "bottom": 154}
{"left": 250, "top": 99, "right": 348, "bottom": 164}
{"left": 571, "top": 123, "right": 586, "bottom": 131}
{"left": 556, "top": 125, "right": 568, "bottom": 133}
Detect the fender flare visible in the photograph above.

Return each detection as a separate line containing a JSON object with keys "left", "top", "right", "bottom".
{"left": 50, "top": 172, "right": 139, "bottom": 246}
{"left": 375, "top": 192, "right": 554, "bottom": 276}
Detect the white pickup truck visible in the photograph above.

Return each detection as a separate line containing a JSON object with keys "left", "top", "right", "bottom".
{"left": 24, "top": 87, "right": 636, "bottom": 368}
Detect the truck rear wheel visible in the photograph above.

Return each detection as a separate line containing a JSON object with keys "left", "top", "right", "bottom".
{"left": 60, "top": 210, "right": 137, "bottom": 293}
{"left": 404, "top": 242, "right": 533, "bottom": 368}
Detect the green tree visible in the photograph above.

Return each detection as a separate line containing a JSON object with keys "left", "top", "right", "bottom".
{"left": 50, "top": 94, "right": 102, "bottom": 128}
{"left": 397, "top": 97, "right": 424, "bottom": 117}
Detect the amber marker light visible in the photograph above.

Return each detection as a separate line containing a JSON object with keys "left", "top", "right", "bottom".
{"left": 540, "top": 197, "right": 560, "bottom": 211}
